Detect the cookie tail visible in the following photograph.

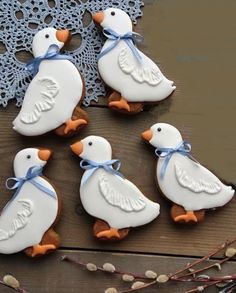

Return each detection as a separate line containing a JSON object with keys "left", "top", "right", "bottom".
{"left": 229, "top": 183, "right": 236, "bottom": 191}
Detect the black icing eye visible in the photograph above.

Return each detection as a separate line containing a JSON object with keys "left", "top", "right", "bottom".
{"left": 45, "top": 34, "right": 49, "bottom": 38}
{"left": 88, "top": 142, "right": 93, "bottom": 146}
{"left": 27, "top": 155, "right": 31, "bottom": 159}
{"left": 111, "top": 11, "right": 115, "bottom": 16}
{"left": 157, "top": 127, "right": 162, "bottom": 132}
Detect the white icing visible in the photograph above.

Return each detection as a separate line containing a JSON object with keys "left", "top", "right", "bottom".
{"left": 79, "top": 136, "right": 112, "bottom": 163}
{"left": 98, "top": 8, "right": 176, "bottom": 103}
{"left": 101, "top": 8, "right": 133, "bottom": 35}
{"left": 20, "top": 77, "right": 59, "bottom": 124}
{"left": 0, "top": 199, "right": 33, "bottom": 240}
{"left": 78, "top": 136, "right": 160, "bottom": 230}
{"left": 0, "top": 148, "right": 58, "bottom": 254}
{"left": 13, "top": 28, "right": 83, "bottom": 136}
{"left": 32, "top": 27, "right": 65, "bottom": 58}
{"left": 99, "top": 174, "right": 146, "bottom": 212}
{"left": 13, "top": 148, "right": 47, "bottom": 177}
{"left": 119, "top": 47, "right": 163, "bottom": 86}
{"left": 175, "top": 163, "right": 221, "bottom": 194}
{"left": 149, "top": 123, "right": 183, "bottom": 149}
{"left": 146, "top": 123, "right": 235, "bottom": 211}
{"left": 13, "top": 59, "right": 83, "bottom": 136}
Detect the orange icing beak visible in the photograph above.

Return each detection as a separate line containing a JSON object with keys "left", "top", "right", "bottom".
{"left": 38, "top": 149, "right": 52, "bottom": 161}
{"left": 142, "top": 129, "right": 153, "bottom": 141}
{"left": 70, "top": 141, "right": 83, "bottom": 156}
{"left": 92, "top": 11, "right": 105, "bottom": 25}
{"left": 56, "top": 29, "right": 70, "bottom": 43}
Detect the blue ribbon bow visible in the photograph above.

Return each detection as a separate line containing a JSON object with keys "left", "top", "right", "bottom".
{"left": 155, "top": 141, "right": 199, "bottom": 179}
{"left": 98, "top": 28, "right": 144, "bottom": 62}
{"left": 25, "top": 44, "right": 72, "bottom": 77}
{"left": 6, "top": 166, "right": 56, "bottom": 204}
{"left": 80, "top": 159, "right": 125, "bottom": 185}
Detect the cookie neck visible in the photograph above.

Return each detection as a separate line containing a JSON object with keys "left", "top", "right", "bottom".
{"left": 83, "top": 154, "right": 112, "bottom": 164}
{"left": 14, "top": 164, "right": 42, "bottom": 178}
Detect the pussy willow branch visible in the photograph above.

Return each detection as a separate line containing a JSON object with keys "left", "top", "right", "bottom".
{"left": 184, "top": 281, "right": 222, "bottom": 293}
{"left": 119, "top": 275, "right": 236, "bottom": 293}
{"left": 119, "top": 281, "right": 157, "bottom": 293}
{"left": 61, "top": 255, "right": 148, "bottom": 280}
{"left": 174, "top": 256, "right": 230, "bottom": 280}
{"left": 62, "top": 237, "right": 236, "bottom": 293}
{"left": 169, "top": 237, "right": 236, "bottom": 279}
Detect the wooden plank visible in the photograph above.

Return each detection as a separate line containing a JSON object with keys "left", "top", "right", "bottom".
{"left": 0, "top": 250, "right": 236, "bottom": 293}
{"left": 0, "top": 105, "right": 235, "bottom": 257}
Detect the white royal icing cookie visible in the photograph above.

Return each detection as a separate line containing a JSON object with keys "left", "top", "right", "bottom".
{"left": 0, "top": 148, "right": 60, "bottom": 256}
{"left": 71, "top": 135, "right": 160, "bottom": 240}
{"left": 142, "top": 123, "right": 235, "bottom": 223}
{"left": 93, "top": 8, "right": 176, "bottom": 113}
{"left": 13, "top": 27, "right": 88, "bottom": 136}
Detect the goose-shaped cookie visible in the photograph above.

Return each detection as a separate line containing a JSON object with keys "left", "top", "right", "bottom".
{"left": 142, "top": 123, "right": 235, "bottom": 223}
{"left": 13, "top": 27, "right": 88, "bottom": 136}
{"left": 93, "top": 8, "right": 176, "bottom": 114}
{"left": 71, "top": 136, "right": 160, "bottom": 240}
{"left": 0, "top": 148, "right": 61, "bottom": 257}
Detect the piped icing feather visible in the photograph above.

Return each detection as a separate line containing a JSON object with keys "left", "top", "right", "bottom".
{"left": 20, "top": 78, "right": 59, "bottom": 124}
{"left": 175, "top": 163, "right": 222, "bottom": 194}
{"left": 98, "top": 174, "right": 146, "bottom": 212}
{"left": 118, "top": 47, "right": 163, "bottom": 86}
{"left": 0, "top": 199, "right": 33, "bottom": 241}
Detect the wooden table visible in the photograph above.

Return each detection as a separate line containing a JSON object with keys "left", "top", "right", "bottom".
{"left": 0, "top": 0, "right": 236, "bottom": 292}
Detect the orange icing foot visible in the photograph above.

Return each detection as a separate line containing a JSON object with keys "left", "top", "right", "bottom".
{"left": 174, "top": 211, "right": 198, "bottom": 223}
{"left": 96, "top": 228, "right": 120, "bottom": 239}
{"left": 31, "top": 244, "right": 56, "bottom": 257}
{"left": 109, "top": 97, "right": 131, "bottom": 112}
{"left": 64, "top": 118, "right": 87, "bottom": 134}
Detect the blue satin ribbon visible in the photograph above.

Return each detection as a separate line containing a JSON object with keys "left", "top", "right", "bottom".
{"left": 80, "top": 159, "right": 125, "bottom": 185}
{"left": 6, "top": 166, "right": 57, "bottom": 203}
{"left": 25, "top": 44, "right": 72, "bottom": 76}
{"left": 155, "top": 141, "right": 199, "bottom": 179}
{"left": 98, "top": 28, "right": 144, "bottom": 62}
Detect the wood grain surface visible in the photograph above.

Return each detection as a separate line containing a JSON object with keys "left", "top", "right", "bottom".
{"left": 0, "top": 0, "right": 236, "bottom": 292}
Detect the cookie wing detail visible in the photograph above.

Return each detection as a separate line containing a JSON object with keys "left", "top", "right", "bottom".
{"left": 118, "top": 47, "right": 163, "bottom": 86}
{"left": 175, "top": 163, "right": 222, "bottom": 194}
{"left": 20, "top": 77, "right": 59, "bottom": 124}
{"left": 98, "top": 174, "right": 146, "bottom": 212}
{"left": 0, "top": 199, "right": 33, "bottom": 241}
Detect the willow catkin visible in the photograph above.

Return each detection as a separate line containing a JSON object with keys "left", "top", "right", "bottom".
{"left": 131, "top": 281, "right": 145, "bottom": 289}
{"left": 104, "top": 287, "right": 118, "bottom": 293}
{"left": 145, "top": 270, "right": 157, "bottom": 279}
{"left": 3, "top": 275, "right": 20, "bottom": 289}
{"left": 103, "top": 263, "right": 116, "bottom": 273}
{"left": 86, "top": 263, "right": 98, "bottom": 272}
